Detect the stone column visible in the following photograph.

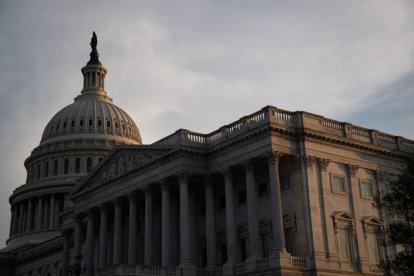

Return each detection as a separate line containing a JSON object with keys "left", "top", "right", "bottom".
{"left": 27, "top": 199, "right": 33, "bottom": 232}
{"left": 161, "top": 181, "right": 171, "bottom": 267}
{"left": 49, "top": 194, "right": 55, "bottom": 229}
{"left": 128, "top": 193, "right": 138, "bottom": 264}
{"left": 12, "top": 204, "right": 19, "bottom": 236}
{"left": 18, "top": 201, "right": 25, "bottom": 234}
{"left": 179, "top": 172, "right": 193, "bottom": 267}
{"left": 316, "top": 157, "right": 337, "bottom": 259}
{"left": 113, "top": 199, "right": 123, "bottom": 265}
{"left": 99, "top": 204, "right": 108, "bottom": 270}
{"left": 144, "top": 187, "right": 154, "bottom": 266}
{"left": 86, "top": 210, "right": 96, "bottom": 276}
{"left": 74, "top": 215, "right": 83, "bottom": 263}
{"left": 223, "top": 168, "right": 238, "bottom": 274}
{"left": 62, "top": 230, "right": 71, "bottom": 276}
{"left": 267, "top": 151, "right": 286, "bottom": 251}
{"left": 244, "top": 160, "right": 261, "bottom": 270}
{"left": 9, "top": 206, "right": 15, "bottom": 236}
{"left": 205, "top": 177, "right": 217, "bottom": 267}
{"left": 36, "top": 196, "right": 43, "bottom": 230}
{"left": 348, "top": 164, "right": 369, "bottom": 273}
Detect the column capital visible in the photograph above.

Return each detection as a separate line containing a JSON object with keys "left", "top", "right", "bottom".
{"left": 264, "top": 150, "right": 284, "bottom": 165}
{"left": 303, "top": 154, "right": 316, "bottom": 168}
{"left": 176, "top": 169, "right": 191, "bottom": 182}
{"left": 219, "top": 167, "right": 233, "bottom": 180}
{"left": 241, "top": 159, "right": 254, "bottom": 172}
{"left": 316, "top": 157, "right": 331, "bottom": 171}
{"left": 98, "top": 202, "right": 110, "bottom": 210}
{"left": 375, "top": 170, "right": 386, "bottom": 182}
{"left": 72, "top": 213, "right": 84, "bottom": 222}
{"left": 348, "top": 164, "right": 359, "bottom": 177}
{"left": 127, "top": 190, "right": 139, "bottom": 200}
{"left": 144, "top": 184, "right": 155, "bottom": 194}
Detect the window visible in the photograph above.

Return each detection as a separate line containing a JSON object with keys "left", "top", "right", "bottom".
{"left": 75, "top": 158, "right": 80, "bottom": 173}
{"left": 63, "top": 121, "right": 67, "bottom": 128}
{"left": 98, "top": 120, "right": 102, "bottom": 127}
{"left": 218, "top": 196, "right": 226, "bottom": 210}
{"left": 332, "top": 175, "right": 346, "bottom": 193}
{"left": 338, "top": 228, "right": 352, "bottom": 261}
{"left": 199, "top": 202, "right": 206, "bottom": 216}
{"left": 367, "top": 232, "right": 381, "bottom": 264}
{"left": 79, "top": 119, "right": 84, "bottom": 126}
{"left": 360, "top": 181, "right": 373, "bottom": 198}
{"left": 284, "top": 227, "right": 297, "bottom": 255}
{"left": 44, "top": 162, "right": 49, "bottom": 177}
{"left": 86, "top": 158, "right": 92, "bottom": 173}
{"left": 64, "top": 159, "right": 69, "bottom": 174}
{"left": 71, "top": 120, "right": 75, "bottom": 127}
{"left": 37, "top": 164, "right": 41, "bottom": 179}
{"left": 115, "top": 122, "right": 119, "bottom": 129}
{"left": 333, "top": 211, "right": 355, "bottom": 261}
{"left": 258, "top": 182, "right": 268, "bottom": 197}
{"left": 88, "top": 119, "right": 93, "bottom": 127}
{"left": 106, "top": 120, "right": 110, "bottom": 127}
{"left": 54, "top": 160, "right": 59, "bottom": 175}
{"left": 237, "top": 189, "right": 246, "bottom": 204}
{"left": 280, "top": 175, "right": 291, "bottom": 192}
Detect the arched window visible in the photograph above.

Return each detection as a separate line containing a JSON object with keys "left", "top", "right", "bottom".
{"left": 71, "top": 120, "right": 75, "bottom": 127}
{"left": 88, "top": 119, "right": 93, "bottom": 127}
{"left": 37, "top": 164, "right": 41, "bottom": 179}
{"left": 54, "top": 160, "right": 59, "bottom": 175}
{"left": 87, "top": 158, "right": 92, "bottom": 173}
{"left": 44, "top": 162, "right": 49, "bottom": 177}
{"left": 75, "top": 158, "right": 81, "bottom": 173}
{"left": 106, "top": 120, "right": 111, "bottom": 127}
{"left": 64, "top": 159, "right": 69, "bottom": 174}
{"left": 80, "top": 119, "right": 84, "bottom": 127}
{"left": 98, "top": 119, "right": 102, "bottom": 127}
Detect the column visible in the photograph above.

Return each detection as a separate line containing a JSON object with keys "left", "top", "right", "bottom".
{"left": 9, "top": 206, "right": 15, "bottom": 237}
{"left": 161, "top": 181, "right": 171, "bottom": 267}
{"left": 99, "top": 204, "right": 108, "bottom": 270}
{"left": 18, "top": 201, "right": 24, "bottom": 234}
{"left": 12, "top": 204, "right": 19, "bottom": 236}
{"left": 128, "top": 193, "right": 138, "bottom": 264}
{"left": 348, "top": 164, "right": 369, "bottom": 273}
{"left": 49, "top": 194, "right": 55, "bottom": 229}
{"left": 36, "top": 196, "right": 43, "bottom": 230}
{"left": 144, "top": 187, "right": 154, "bottom": 266}
{"left": 43, "top": 198, "right": 49, "bottom": 229}
{"left": 244, "top": 160, "right": 261, "bottom": 264}
{"left": 27, "top": 199, "right": 33, "bottom": 232}
{"left": 179, "top": 172, "right": 192, "bottom": 267}
{"left": 86, "top": 210, "right": 95, "bottom": 276}
{"left": 205, "top": 177, "right": 217, "bottom": 267}
{"left": 113, "top": 199, "right": 123, "bottom": 265}
{"left": 73, "top": 215, "right": 83, "bottom": 265}
{"left": 316, "top": 157, "right": 337, "bottom": 258}
{"left": 223, "top": 168, "right": 238, "bottom": 264}
{"left": 62, "top": 230, "right": 71, "bottom": 276}
{"left": 267, "top": 151, "right": 286, "bottom": 251}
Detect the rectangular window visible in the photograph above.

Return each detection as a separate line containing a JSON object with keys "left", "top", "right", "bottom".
{"left": 258, "top": 182, "right": 269, "bottom": 197}
{"left": 280, "top": 175, "right": 291, "bottom": 192}
{"left": 332, "top": 175, "right": 346, "bottom": 193}
{"left": 54, "top": 160, "right": 59, "bottom": 175}
{"left": 75, "top": 158, "right": 81, "bottom": 173}
{"left": 237, "top": 189, "right": 246, "bottom": 204}
{"left": 338, "top": 228, "right": 352, "bottom": 261}
{"left": 64, "top": 159, "right": 69, "bottom": 174}
{"left": 87, "top": 158, "right": 92, "bottom": 173}
{"left": 367, "top": 232, "right": 381, "bottom": 263}
{"left": 218, "top": 196, "right": 226, "bottom": 210}
{"left": 284, "top": 227, "right": 296, "bottom": 255}
{"left": 360, "top": 181, "right": 373, "bottom": 198}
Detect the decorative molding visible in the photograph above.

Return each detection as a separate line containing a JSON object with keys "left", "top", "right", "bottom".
{"left": 241, "top": 159, "right": 254, "bottom": 172}
{"left": 303, "top": 155, "right": 316, "bottom": 168}
{"left": 264, "top": 150, "right": 283, "bottom": 165}
{"left": 316, "top": 157, "right": 330, "bottom": 171}
{"left": 374, "top": 170, "right": 386, "bottom": 182}
{"left": 348, "top": 164, "right": 359, "bottom": 177}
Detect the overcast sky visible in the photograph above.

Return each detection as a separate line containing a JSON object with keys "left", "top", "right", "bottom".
{"left": 0, "top": 0, "right": 413, "bottom": 246}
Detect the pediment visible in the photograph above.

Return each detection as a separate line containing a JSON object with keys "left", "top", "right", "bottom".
{"left": 332, "top": 211, "right": 354, "bottom": 221}
{"left": 73, "top": 146, "right": 175, "bottom": 196}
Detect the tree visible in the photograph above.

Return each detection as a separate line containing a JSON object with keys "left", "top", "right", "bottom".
{"left": 374, "top": 154, "right": 414, "bottom": 275}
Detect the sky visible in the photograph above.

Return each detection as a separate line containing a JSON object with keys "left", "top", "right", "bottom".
{"left": 0, "top": 0, "right": 413, "bottom": 246}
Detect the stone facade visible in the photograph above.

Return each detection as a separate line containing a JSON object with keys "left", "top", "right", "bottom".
{"left": 1, "top": 37, "right": 414, "bottom": 276}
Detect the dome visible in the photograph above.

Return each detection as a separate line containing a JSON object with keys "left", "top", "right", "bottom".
{"left": 40, "top": 94, "right": 142, "bottom": 145}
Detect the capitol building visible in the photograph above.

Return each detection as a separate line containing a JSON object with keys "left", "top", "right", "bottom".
{"left": 0, "top": 34, "right": 413, "bottom": 276}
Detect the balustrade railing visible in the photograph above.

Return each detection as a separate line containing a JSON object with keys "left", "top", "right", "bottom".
{"left": 320, "top": 119, "right": 342, "bottom": 130}
{"left": 256, "top": 257, "right": 269, "bottom": 270}
{"left": 350, "top": 126, "right": 370, "bottom": 137}
{"left": 377, "top": 132, "right": 395, "bottom": 143}
{"left": 97, "top": 265, "right": 179, "bottom": 276}
{"left": 290, "top": 256, "right": 307, "bottom": 268}
{"left": 233, "top": 263, "right": 245, "bottom": 274}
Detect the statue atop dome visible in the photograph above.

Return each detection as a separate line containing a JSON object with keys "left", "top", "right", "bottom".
{"left": 87, "top": 31, "right": 102, "bottom": 66}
